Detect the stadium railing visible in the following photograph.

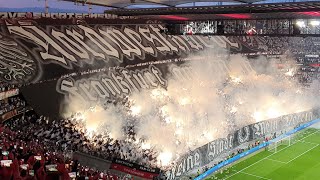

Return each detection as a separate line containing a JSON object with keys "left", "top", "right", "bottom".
{"left": 194, "top": 118, "right": 320, "bottom": 180}
{"left": 73, "top": 151, "right": 144, "bottom": 180}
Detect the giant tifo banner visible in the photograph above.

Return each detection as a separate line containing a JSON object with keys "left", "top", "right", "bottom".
{"left": 0, "top": 16, "right": 295, "bottom": 86}
{"left": 165, "top": 109, "right": 319, "bottom": 180}
{"left": 0, "top": 17, "right": 318, "bottom": 116}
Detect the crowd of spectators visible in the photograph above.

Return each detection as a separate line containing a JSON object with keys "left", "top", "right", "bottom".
{"left": 0, "top": 119, "right": 128, "bottom": 179}
{"left": 1, "top": 93, "right": 280, "bottom": 179}
{"left": 2, "top": 35, "right": 320, "bottom": 179}
{"left": 0, "top": 84, "right": 18, "bottom": 93}
{"left": 0, "top": 84, "right": 160, "bottom": 179}
{"left": 0, "top": 96, "right": 26, "bottom": 116}
{"left": 288, "top": 37, "right": 320, "bottom": 58}
{"left": 4, "top": 114, "right": 158, "bottom": 168}
{"left": 0, "top": 88, "right": 134, "bottom": 179}
{"left": 230, "top": 36, "right": 320, "bottom": 84}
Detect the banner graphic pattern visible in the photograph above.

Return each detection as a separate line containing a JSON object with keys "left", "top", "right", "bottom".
{"left": 165, "top": 110, "right": 318, "bottom": 179}
{"left": 194, "top": 118, "right": 320, "bottom": 180}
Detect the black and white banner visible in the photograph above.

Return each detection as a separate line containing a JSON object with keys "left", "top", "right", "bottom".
{"left": 0, "top": 18, "right": 318, "bottom": 86}
{"left": 165, "top": 109, "right": 319, "bottom": 179}
{"left": 0, "top": 21, "right": 286, "bottom": 85}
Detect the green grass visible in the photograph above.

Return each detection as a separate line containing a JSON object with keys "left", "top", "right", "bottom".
{"left": 206, "top": 128, "right": 320, "bottom": 180}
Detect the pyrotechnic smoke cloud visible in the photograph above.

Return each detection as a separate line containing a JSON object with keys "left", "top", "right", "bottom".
{"left": 62, "top": 46, "right": 320, "bottom": 167}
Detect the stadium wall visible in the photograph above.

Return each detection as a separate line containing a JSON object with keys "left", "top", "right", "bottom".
{"left": 165, "top": 109, "right": 319, "bottom": 180}
{"left": 73, "top": 151, "right": 112, "bottom": 171}
{"left": 73, "top": 151, "right": 158, "bottom": 180}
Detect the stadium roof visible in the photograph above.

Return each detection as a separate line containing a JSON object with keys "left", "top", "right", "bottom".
{"left": 107, "top": 1, "right": 320, "bottom": 15}
{"left": 64, "top": 0, "right": 263, "bottom": 9}
{"left": 105, "top": 1, "right": 320, "bottom": 20}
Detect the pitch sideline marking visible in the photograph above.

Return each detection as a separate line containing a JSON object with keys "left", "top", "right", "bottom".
{"left": 224, "top": 130, "right": 320, "bottom": 180}
{"left": 283, "top": 132, "right": 320, "bottom": 164}
{"left": 224, "top": 146, "right": 286, "bottom": 180}
{"left": 271, "top": 141, "right": 319, "bottom": 164}
{"left": 265, "top": 158, "right": 286, "bottom": 164}
{"left": 240, "top": 172, "right": 272, "bottom": 180}
{"left": 298, "top": 140, "right": 318, "bottom": 145}
{"left": 285, "top": 144, "right": 319, "bottom": 164}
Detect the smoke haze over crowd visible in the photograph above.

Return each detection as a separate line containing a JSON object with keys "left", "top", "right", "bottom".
{"left": 62, "top": 46, "right": 320, "bottom": 167}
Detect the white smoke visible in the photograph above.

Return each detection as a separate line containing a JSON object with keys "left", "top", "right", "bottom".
{"left": 62, "top": 47, "right": 320, "bottom": 168}
{"left": 63, "top": 101, "right": 126, "bottom": 141}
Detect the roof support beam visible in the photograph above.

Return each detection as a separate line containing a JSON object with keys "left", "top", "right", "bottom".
{"left": 139, "top": 0, "right": 175, "bottom": 7}
{"left": 64, "top": 0, "right": 125, "bottom": 9}
{"left": 236, "top": 0, "right": 252, "bottom": 4}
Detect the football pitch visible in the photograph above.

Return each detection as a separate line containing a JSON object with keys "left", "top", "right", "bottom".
{"left": 206, "top": 128, "right": 320, "bottom": 180}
